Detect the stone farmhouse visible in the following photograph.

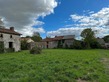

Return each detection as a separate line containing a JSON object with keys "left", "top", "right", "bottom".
{"left": 21, "top": 37, "right": 34, "bottom": 43}
{"left": 42, "top": 35, "right": 75, "bottom": 48}
{"left": 0, "top": 26, "right": 21, "bottom": 51}
{"left": 97, "top": 37, "right": 109, "bottom": 48}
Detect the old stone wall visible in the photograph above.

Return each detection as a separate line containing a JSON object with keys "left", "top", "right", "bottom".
{"left": 0, "top": 33, "right": 21, "bottom": 51}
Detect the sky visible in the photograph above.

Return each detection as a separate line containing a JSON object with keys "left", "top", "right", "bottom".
{"left": 0, "top": 0, "right": 109, "bottom": 39}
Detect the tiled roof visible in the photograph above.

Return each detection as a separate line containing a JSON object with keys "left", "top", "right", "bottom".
{"left": 21, "top": 37, "right": 31, "bottom": 41}
{"left": 0, "top": 28, "right": 21, "bottom": 35}
{"left": 42, "top": 35, "right": 75, "bottom": 42}
{"left": 63, "top": 35, "right": 75, "bottom": 39}
{"left": 54, "top": 36, "right": 64, "bottom": 40}
{"left": 42, "top": 38, "right": 54, "bottom": 42}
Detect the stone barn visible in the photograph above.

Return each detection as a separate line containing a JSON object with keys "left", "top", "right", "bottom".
{"left": 42, "top": 35, "right": 75, "bottom": 48}
{"left": 0, "top": 26, "right": 21, "bottom": 51}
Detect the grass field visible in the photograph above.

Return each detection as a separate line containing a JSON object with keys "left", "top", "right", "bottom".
{"left": 0, "top": 49, "right": 109, "bottom": 82}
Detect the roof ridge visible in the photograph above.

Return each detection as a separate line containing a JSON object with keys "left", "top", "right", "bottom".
{"left": 0, "top": 27, "right": 21, "bottom": 35}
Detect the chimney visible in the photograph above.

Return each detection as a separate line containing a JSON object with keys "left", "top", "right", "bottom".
{"left": 55, "top": 36, "right": 57, "bottom": 38}
{"left": 10, "top": 27, "right": 14, "bottom": 31}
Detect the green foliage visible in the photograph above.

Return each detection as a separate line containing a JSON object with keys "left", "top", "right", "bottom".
{"left": 30, "top": 46, "right": 42, "bottom": 54}
{"left": 5, "top": 48, "right": 15, "bottom": 53}
{"left": 25, "top": 36, "right": 31, "bottom": 38}
{"left": 71, "top": 40, "right": 82, "bottom": 49}
{"left": 0, "top": 41, "right": 4, "bottom": 53}
{"left": 81, "top": 28, "right": 95, "bottom": 39}
{"left": 31, "top": 36, "right": 42, "bottom": 42}
{"left": 65, "top": 44, "right": 69, "bottom": 49}
{"left": 0, "top": 42, "right": 15, "bottom": 53}
{"left": 103, "top": 35, "right": 109, "bottom": 43}
{"left": 57, "top": 40, "right": 63, "bottom": 48}
{"left": 31, "top": 32, "right": 42, "bottom": 42}
{"left": 90, "top": 41, "right": 102, "bottom": 49}
{"left": 81, "top": 28, "right": 98, "bottom": 49}
{"left": 21, "top": 40, "right": 28, "bottom": 50}
{"left": 0, "top": 49, "right": 109, "bottom": 81}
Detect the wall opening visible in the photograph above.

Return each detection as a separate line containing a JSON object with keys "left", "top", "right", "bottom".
{"left": 0, "top": 34, "right": 3, "bottom": 38}
{"left": 10, "top": 35, "right": 12, "bottom": 38}
{"left": 9, "top": 42, "right": 13, "bottom": 48}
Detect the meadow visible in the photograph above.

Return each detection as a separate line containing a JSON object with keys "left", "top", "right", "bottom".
{"left": 0, "top": 49, "right": 109, "bottom": 82}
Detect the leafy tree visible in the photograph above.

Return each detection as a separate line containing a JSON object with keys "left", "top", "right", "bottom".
{"left": 33, "top": 32, "right": 40, "bottom": 36}
{"left": 21, "top": 40, "right": 28, "bottom": 50}
{"left": 72, "top": 40, "right": 82, "bottom": 49}
{"left": 81, "top": 28, "right": 96, "bottom": 49}
{"left": 26, "top": 36, "right": 31, "bottom": 38}
{"left": 90, "top": 41, "right": 102, "bottom": 49}
{"left": 31, "top": 36, "right": 42, "bottom": 42}
{"left": 31, "top": 32, "right": 42, "bottom": 42}
{"left": 103, "top": 35, "right": 109, "bottom": 43}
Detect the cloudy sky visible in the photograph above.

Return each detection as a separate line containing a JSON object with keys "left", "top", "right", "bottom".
{"left": 0, "top": 0, "right": 109, "bottom": 39}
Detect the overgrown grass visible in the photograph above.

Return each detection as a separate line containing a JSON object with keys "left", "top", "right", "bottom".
{"left": 0, "top": 49, "right": 109, "bottom": 82}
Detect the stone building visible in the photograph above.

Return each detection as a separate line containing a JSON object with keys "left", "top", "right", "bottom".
{"left": 29, "top": 42, "right": 47, "bottom": 49}
{"left": 0, "top": 26, "right": 21, "bottom": 51}
{"left": 42, "top": 35, "right": 75, "bottom": 48}
{"left": 21, "top": 37, "right": 34, "bottom": 43}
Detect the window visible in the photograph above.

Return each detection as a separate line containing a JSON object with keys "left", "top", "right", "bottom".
{"left": 10, "top": 35, "right": 12, "bottom": 38}
{"left": 0, "top": 34, "right": 3, "bottom": 38}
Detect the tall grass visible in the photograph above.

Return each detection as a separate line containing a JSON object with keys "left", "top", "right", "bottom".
{"left": 0, "top": 49, "right": 109, "bottom": 82}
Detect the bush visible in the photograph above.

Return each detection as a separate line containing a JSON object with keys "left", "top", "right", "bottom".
{"left": 5, "top": 48, "right": 15, "bottom": 53}
{"left": 0, "top": 41, "right": 4, "bottom": 53}
{"left": 57, "top": 40, "right": 63, "bottom": 48}
{"left": 72, "top": 40, "right": 83, "bottom": 49}
{"left": 90, "top": 41, "right": 102, "bottom": 49}
{"left": 30, "top": 46, "right": 42, "bottom": 54}
{"left": 65, "top": 44, "right": 69, "bottom": 49}
{"left": 21, "top": 40, "right": 28, "bottom": 50}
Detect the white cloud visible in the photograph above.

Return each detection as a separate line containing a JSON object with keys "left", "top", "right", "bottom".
{"left": 0, "top": 18, "right": 3, "bottom": 26}
{"left": 47, "top": 7, "right": 109, "bottom": 39}
{"left": 71, "top": 7, "right": 109, "bottom": 28}
{"left": 47, "top": 27, "right": 84, "bottom": 38}
{"left": 0, "top": 0, "right": 58, "bottom": 36}
{"left": 21, "top": 27, "right": 45, "bottom": 36}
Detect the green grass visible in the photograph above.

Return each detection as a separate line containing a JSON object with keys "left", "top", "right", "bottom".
{"left": 0, "top": 49, "right": 109, "bottom": 82}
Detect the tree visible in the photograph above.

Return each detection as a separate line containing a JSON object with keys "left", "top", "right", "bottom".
{"left": 21, "top": 40, "right": 28, "bottom": 50}
{"left": 31, "top": 32, "right": 42, "bottom": 42}
{"left": 81, "top": 28, "right": 96, "bottom": 49}
{"left": 72, "top": 40, "right": 82, "bottom": 49}
{"left": 103, "top": 35, "right": 109, "bottom": 43}
{"left": 26, "top": 36, "right": 31, "bottom": 38}
{"left": 33, "top": 32, "right": 40, "bottom": 36}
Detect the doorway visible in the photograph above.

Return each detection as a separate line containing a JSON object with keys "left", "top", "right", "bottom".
{"left": 9, "top": 42, "right": 13, "bottom": 48}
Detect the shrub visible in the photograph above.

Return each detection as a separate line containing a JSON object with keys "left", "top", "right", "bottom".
{"left": 65, "top": 44, "right": 69, "bottom": 49}
{"left": 5, "top": 48, "right": 15, "bottom": 53}
{"left": 30, "top": 46, "right": 42, "bottom": 54}
{"left": 90, "top": 41, "right": 102, "bottom": 49}
{"left": 57, "top": 40, "right": 63, "bottom": 48}
{"left": 72, "top": 40, "right": 82, "bottom": 49}
{"left": 0, "top": 41, "right": 4, "bottom": 53}
{"left": 21, "top": 40, "right": 28, "bottom": 50}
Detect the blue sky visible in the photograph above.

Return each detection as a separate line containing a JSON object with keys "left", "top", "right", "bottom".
{"left": 0, "top": 0, "right": 109, "bottom": 38}
{"left": 38, "top": 0, "right": 109, "bottom": 38}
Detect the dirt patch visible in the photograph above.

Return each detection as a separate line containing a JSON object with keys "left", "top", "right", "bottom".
{"left": 101, "top": 58, "right": 109, "bottom": 78}
{"left": 101, "top": 58, "right": 109, "bottom": 68}
{"left": 77, "top": 78, "right": 87, "bottom": 82}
